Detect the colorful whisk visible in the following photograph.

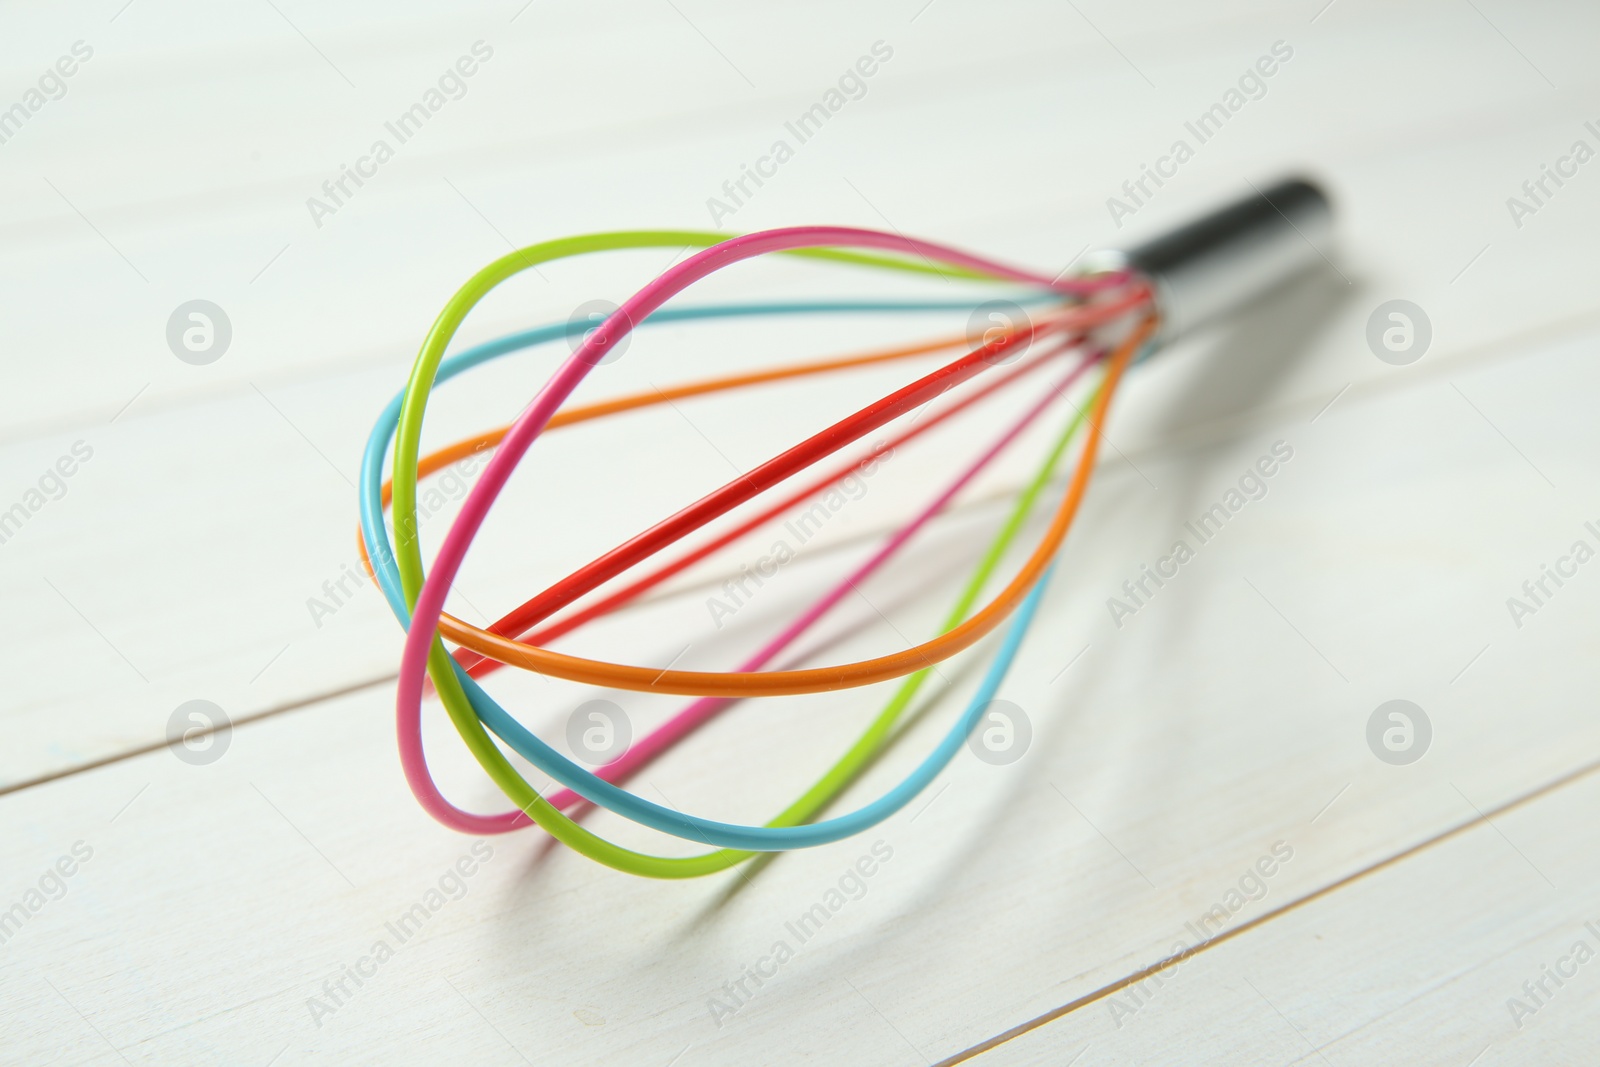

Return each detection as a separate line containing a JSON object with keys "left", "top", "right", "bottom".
{"left": 357, "top": 178, "right": 1333, "bottom": 877}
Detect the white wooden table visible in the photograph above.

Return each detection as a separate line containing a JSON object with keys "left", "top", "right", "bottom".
{"left": 4, "top": 1, "right": 1599, "bottom": 1063}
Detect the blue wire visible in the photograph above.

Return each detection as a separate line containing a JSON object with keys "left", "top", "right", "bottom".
{"left": 362, "top": 296, "right": 1068, "bottom": 850}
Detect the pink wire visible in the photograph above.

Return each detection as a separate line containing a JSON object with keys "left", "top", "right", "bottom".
{"left": 398, "top": 226, "right": 1104, "bottom": 834}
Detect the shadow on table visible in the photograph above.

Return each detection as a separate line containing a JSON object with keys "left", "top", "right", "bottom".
{"left": 841, "top": 258, "right": 1359, "bottom": 944}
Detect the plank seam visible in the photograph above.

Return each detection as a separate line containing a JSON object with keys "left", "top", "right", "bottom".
{"left": 0, "top": 672, "right": 394, "bottom": 798}
{"left": 934, "top": 752, "right": 1600, "bottom": 1065}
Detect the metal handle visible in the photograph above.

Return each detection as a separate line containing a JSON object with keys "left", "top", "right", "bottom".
{"left": 1101, "top": 177, "right": 1334, "bottom": 340}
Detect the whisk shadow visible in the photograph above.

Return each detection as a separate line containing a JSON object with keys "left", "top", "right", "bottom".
{"left": 1146, "top": 261, "right": 1355, "bottom": 438}
{"left": 505, "top": 266, "right": 1353, "bottom": 926}
{"left": 1113, "top": 258, "right": 1356, "bottom": 804}
{"left": 644, "top": 265, "right": 1354, "bottom": 934}
{"left": 671, "top": 266, "right": 1352, "bottom": 978}
{"left": 831, "top": 261, "right": 1358, "bottom": 939}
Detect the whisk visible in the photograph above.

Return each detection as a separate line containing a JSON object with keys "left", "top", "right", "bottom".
{"left": 357, "top": 177, "right": 1332, "bottom": 877}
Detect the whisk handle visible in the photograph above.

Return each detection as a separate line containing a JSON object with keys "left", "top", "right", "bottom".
{"left": 1112, "top": 176, "right": 1334, "bottom": 340}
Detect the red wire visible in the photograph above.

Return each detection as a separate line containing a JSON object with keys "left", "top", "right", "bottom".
{"left": 449, "top": 288, "right": 1145, "bottom": 672}
{"left": 465, "top": 312, "right": 1073, "bottom": 656}
{"left": 455, "top": 335, "right": 1075, "bottom": 678}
